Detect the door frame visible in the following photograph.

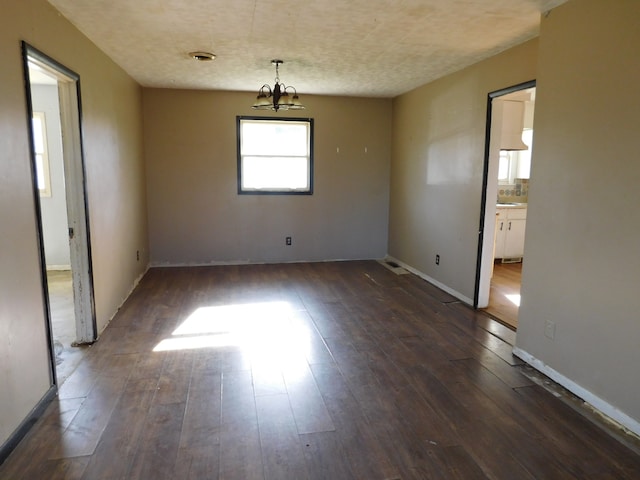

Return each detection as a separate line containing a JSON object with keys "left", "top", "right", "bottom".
{"left": 22, "top": 42, "right": 97, "bottom": 383}
{"left": 474, "top": 79, "right": 536, "bottom": 309}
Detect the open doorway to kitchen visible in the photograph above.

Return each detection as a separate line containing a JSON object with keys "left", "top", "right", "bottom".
{"left": 22, "top": 43, "right": 96, "bottom": 386}
{"left": 474, "top": 80, "right": 535, "bottom": 329}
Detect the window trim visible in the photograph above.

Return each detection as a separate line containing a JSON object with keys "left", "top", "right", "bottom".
{"left": 236, "top": 115, "right": 314, "bottom": 195}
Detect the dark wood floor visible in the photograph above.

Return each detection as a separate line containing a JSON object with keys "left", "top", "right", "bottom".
{"left": 2, "top": 261, "right": 639, "bottom": 479}
{"left": 484, "top": 262, "right": 522, "bottom": 329}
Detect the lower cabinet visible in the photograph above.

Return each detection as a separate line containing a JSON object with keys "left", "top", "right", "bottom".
{"left": 495, "top": 207, "right": 527, "bottom": 261}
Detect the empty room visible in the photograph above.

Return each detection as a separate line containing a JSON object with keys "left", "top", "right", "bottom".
{"left": 1, "top": 0, "right": 639, "bottom": 478}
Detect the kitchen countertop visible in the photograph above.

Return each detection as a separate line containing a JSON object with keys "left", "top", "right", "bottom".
{"left": 496, "top": 203, "right": 527, "bottom": 208}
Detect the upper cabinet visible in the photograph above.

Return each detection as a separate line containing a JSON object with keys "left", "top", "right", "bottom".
{"left": 500, "top": 100, "right": 528, "bottom": 151}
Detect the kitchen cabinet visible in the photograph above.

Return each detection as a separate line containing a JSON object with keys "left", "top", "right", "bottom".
{"left": 495, "top": 206, "right": 527, "bottom": 261}
{"left": 499, "top": 100, "right": 528, "bottom": 151}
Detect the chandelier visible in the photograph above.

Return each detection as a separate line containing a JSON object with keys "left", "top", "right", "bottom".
{"left": 252, "top": 60, "right": 305, "bottom": 112}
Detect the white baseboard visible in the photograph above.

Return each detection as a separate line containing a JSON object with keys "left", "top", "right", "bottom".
{"left": 46, "top": 265, "right": 71, "bottom": 271}
{"left": 384, "top": 256, "right": 474, "bottom": 305}
{"left": 148, "top": 257, "right": 377, "bottom": 268}
{"left": 513, "top": 347, "right": 640, "bottom": 437}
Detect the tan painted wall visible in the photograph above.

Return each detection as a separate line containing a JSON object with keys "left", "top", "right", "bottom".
{"left": 516, "top": 0, "right": 640, "bottom": 425}
{"left": 143, "top": 89, "right": 391, "bottom": 265}
{"left": 0, "top": 0, "right": 147, "bottom": 446}
{"left": 389, "top": 39, "right": 538, "bottom": 301}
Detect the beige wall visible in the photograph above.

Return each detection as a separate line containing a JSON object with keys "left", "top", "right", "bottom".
{"left": 0, "top": 0, "right": 147, "bottom": 447}
{"left": 390, "top": 0, "right": 640, "bottom": 433}
{"left": 515, "top": 0, "right": 640, "bottom": 429}
{"left": 389, "top": 39, "right": 538, "bottom": 301}
{"left": 143, "top": 89, "right": 391, "bottom": 265}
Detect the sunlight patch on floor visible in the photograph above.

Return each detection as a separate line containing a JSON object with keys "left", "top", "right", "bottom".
{"left": 153, "top": 301, "right": 311, "bottom": 364}
{"left": 506, "top": 294, "right": 521, "bottom": 306}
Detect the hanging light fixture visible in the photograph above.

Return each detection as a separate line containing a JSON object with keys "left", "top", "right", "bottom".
{"left": 252, "top": 60, "right": 305, "bottom": 112}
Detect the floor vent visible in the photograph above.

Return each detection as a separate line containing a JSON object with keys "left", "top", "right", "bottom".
{"left": 379, "top": 259, "right": 410, "bottom": 275}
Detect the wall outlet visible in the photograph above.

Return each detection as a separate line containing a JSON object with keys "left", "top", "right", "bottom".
{"left": 435, "top": 254, "right": 440, "bottom": 265}
{"left": 544, "top": 320, "right": 556, "bottom": 339}
{"left": 286, "top": 236, "right": 292, "bottom": 246}
{"left": 136, "top": 250, "right": 140, "bottom": 261}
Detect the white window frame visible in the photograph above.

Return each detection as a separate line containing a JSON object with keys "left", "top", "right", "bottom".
{"left": 237, "top": 116, "right": 314, "bottom": 195}
{"left": 32, "top": 111, "right": 52, "bottom": 197}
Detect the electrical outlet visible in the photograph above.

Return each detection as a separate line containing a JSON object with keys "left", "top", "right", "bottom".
{"left": 435, "top": 254, "right": 440, "bottom": 265}
{"left": 544, "top": 320, "right": 556, "bottom": 339}
{"left": 136, "top": 250, "right": 140, "bottom": 261}
{"left": 286, "top": 236, "right": 292, "bottom": 246}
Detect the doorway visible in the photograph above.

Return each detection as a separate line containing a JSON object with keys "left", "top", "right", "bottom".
{"left": 474, "top": 80, "right": 535, "bottom": 329}
{"left": 22, "top": 43, "right": 97, "bottom": 386}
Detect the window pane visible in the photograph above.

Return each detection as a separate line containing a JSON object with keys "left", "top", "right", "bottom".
{"left": 32, "top": 112, "right": 51, "bottom": 196}
{"left": 498, "top": 151, "right": 509, "bottom": 181}
{"left": 241, "top": 121, "right": 308, "bottom": 156}
{"left": 32, "top": 116, "right": 44, "bottom": 153}
{"left": 242, "top": 156, "right": 309, "bottom": 190}
{"left": 516, "top": 129, "right": 533, "bottom": 179}
{"left": 35, "top": 154, "right": 45, "bottom": 189}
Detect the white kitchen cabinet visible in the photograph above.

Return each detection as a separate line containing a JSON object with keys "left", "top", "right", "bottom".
{"left": 495, "top": 206, "right": 527, "bottom": 261}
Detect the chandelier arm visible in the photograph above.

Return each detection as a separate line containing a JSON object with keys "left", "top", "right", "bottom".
{"left": 258, "top": 84, "right": 272, "bottom": 95}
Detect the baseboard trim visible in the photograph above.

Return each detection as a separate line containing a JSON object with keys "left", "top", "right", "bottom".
{"left": 513, "top": 347, "right": 640, "bottom": 437}
{"left": 148, "top": 257, "right": 379, "bottom": 268}
{"left": 384, "top": 256, "right": 474, "bottom": 305}
{"left": 46, "top": 265, "right": 71, "bottom": 271}
{"left": 0, "top": 385, "right": 57, "bottom": 466}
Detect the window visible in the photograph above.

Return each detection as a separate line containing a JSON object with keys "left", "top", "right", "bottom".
{"left": 498, "top": 128, "right": 533, "bottom": 184}
{"left": 32, "top": 112, "right": 51, "bottom": 197}
{"left": 237, "top": 116, "right": 313, "bottom": 194}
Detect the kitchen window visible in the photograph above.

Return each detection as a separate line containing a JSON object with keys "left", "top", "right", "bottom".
{"left": 237, "top": 116, "right": 314, "bottom": 195}
{"left": 498, "top": 128, "right": 533, "bottom": 184}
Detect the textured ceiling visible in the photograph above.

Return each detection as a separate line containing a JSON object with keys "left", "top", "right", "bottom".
{"left": 47, "top": 0, "right": 566, "bottom": 98}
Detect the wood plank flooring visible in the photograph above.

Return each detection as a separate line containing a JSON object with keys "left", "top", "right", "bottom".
{"left": 484, "top": 261, "right": 522, "bottom": 329}
{"left": 2, "top": 260, "right": 639, "bottom": 479}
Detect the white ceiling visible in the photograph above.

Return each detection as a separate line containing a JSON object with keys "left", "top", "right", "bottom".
{"left": 47, "top": 0, "right": 566, "bottom": 98}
